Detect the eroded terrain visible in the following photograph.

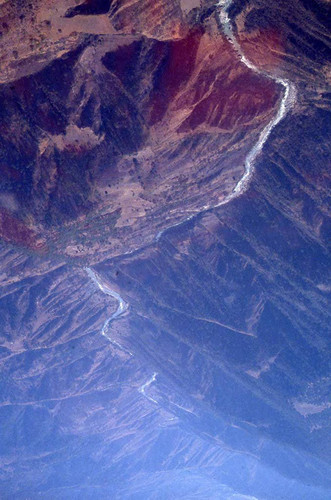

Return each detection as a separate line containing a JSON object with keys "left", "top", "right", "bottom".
{"left": 0, "top": 0, "right": 330, "bottom": 498}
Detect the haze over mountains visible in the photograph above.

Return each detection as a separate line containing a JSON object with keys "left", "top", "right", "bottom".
{"left": 0, "top": 0, "right": 330, "bottom": 498}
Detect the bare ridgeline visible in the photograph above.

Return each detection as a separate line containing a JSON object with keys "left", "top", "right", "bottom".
{"left": 86, "top": 0, "right": 297, "bottom": 405}
{"left": 0, "top": 0, "right": 289, "bottom": 268}
{"left": 0, "top": 0, "right": 330, "bottom": 498}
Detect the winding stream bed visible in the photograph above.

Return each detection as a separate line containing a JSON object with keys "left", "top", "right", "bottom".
{"left": 85, "top": 267, "right": 132, "bottom": 356}
{"left": 86, "top": 0, "right": 297, "bottom": 401}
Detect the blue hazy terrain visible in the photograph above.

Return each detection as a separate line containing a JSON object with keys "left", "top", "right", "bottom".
{"left": 0, "top": 0, "right": 330, "bottom": 498}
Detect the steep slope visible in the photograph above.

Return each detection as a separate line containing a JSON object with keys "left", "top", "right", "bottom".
{"left": 0, "top": 0, "right": 330, "bottom": 498}
{"left": 0, "top": 0, "right": 281, "bottom": 265}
